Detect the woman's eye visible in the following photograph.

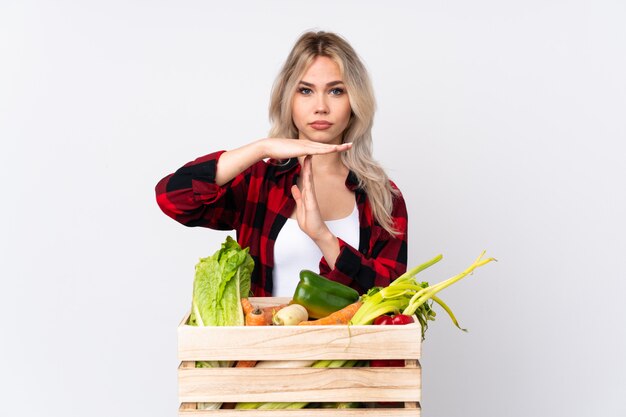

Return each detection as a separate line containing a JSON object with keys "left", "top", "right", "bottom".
{"left": 299, "top": 87, "right": 312, "bottom": 95}
{"left": 329, "top": 88, "right": 344, "bottom": 96}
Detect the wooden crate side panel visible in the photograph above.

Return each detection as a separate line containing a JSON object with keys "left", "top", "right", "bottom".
{"left": 178, "top": 324, "right": 421, "bottom": 361}
{"left": 249, "top": 297, "right": 291, "bottom": 307}
{"left": 178, "top": 367, "right": 421, "bottom": 403}
{"left": 179, "top": 407, "right": 421, "bottom": 416}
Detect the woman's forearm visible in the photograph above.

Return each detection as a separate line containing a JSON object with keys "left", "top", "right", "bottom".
{"left": 216, "top": 139, "right": 353, "bottom": 185}
{"left": 214, "top": 139, "right": 267, "bottom": 186}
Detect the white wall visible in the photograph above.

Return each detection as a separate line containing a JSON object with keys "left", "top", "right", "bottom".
{"left": 1, "top": 1, "right": 624, "bottom": 416}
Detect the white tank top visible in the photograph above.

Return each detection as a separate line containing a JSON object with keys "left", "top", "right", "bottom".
{"left": 272, "top": 204, "right": 360, "bottom": 297}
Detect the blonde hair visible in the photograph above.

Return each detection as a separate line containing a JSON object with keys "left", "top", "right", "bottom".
{"left": 269, "top": 31, "right": 400, "bottom": 236}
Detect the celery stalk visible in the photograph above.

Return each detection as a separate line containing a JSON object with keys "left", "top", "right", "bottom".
{"left": 351, "top": 251, "right": 495, "bottom": 339}
{"left": 403, "top": 251, "right": 496, "bottom": 316}
{"left": 430, "top": 295, "right": 466, "bottom": 331}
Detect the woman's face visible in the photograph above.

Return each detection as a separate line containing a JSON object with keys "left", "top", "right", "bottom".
{"left": 291, "top": 56, "right": 352, "bottom": 145}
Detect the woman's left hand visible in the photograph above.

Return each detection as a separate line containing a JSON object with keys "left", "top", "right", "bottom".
{"left": 291, "top": 156, "right": 341, "bottom": 268}
{"left": 291, "top": 156, "right": 330, "bottom": 241}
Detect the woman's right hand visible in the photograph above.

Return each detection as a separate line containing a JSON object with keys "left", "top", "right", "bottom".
{"left": 215, "top": 138, "right": 351, "bottom": 186}
{"left": 260, "top": 138, "right": 352, "bottom": 160}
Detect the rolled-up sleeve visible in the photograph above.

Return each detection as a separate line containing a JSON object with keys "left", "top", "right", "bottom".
{"left": 155, "top": 151, "right": 248, "bottom": 230}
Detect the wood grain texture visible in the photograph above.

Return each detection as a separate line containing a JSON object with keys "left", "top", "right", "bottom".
{"left": 250, "top": 297, "right": 291, "bottom": 308}
{"left": 178, "top": 324, "right": 421, "bottom": 361}
{"left": 178, "top": 367, "right": 421, "bottom": 403}
{"left": 179, "top": 362, "right": 198, "bottom": 410}
{"left": 178, "top": 298, "right": 421, "bottom": 361}
{"left": 177, "top": 297, "right": 423, "bottom": 414}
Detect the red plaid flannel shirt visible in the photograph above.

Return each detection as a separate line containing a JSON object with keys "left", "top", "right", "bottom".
{"left": 155, "top": 151, "right": 408, "bottom": 296}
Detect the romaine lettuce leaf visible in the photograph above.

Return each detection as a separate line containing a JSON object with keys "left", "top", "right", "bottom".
{"left": 190, "top": 236, "right": 253, "bottom": 327}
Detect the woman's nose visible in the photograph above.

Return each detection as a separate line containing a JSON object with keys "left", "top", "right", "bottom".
{"left": 315, "top": 96, "right": 329, "bottom": 114}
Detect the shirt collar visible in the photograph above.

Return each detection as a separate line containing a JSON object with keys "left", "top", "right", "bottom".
{"left": 273, "top": 158, "right": 299, "bottom": 175}
{"left": 345, "top": 170, "right": 361, "bottom": 192}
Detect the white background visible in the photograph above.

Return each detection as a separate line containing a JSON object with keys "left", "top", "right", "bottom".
{"left": 1, "top": 1, "right": 625, "bottom": 416}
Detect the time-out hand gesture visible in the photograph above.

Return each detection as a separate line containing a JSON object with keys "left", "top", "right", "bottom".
{"left": 215, "top": 138, "right": 350, "bottom": 189}
{"left": 263, "top": 138, "right": 352, "bottom": 160}
{"left": 291, "top": 155, "right": 341, "bottom": 268}
{"left": 291, "top": 155, "right": 332, "bottom": 242}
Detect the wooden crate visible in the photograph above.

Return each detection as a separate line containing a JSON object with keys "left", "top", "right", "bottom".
{"left": 178, "top": 297, "right": 422, "bottom": 416}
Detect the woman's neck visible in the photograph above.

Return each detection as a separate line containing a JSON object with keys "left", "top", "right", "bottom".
{"left": 299, "top": 153, "right": 347, "bottom": 177}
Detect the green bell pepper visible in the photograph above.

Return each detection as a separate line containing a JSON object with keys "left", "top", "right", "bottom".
{"left": 292, "top": 270, "right": 360, "bottom": 319}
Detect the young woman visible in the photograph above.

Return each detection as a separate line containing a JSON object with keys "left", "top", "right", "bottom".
{"left": 155, "top": 31, "right": 408, "bottom": 297}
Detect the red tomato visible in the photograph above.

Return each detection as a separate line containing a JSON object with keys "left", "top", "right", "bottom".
{"left": 391, "top": 314, "right": 414, "bottom": 325}
{"left": 370, "top": 359, "right": 389, "bottom": 367}
{"left": 371, "top": 315, "right": 410, "bottom": 372}
{"left": 370, "top": 359, "right": 404, "bottom": 367}
{"left": 373, "top": 315, "right": 394, "bottom": 325}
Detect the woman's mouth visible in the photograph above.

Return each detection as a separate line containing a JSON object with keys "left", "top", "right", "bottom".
{"left": 309, "top": 120, "right": 333, "bottom": 130}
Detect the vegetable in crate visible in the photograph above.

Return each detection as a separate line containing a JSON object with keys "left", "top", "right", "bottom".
{"left": 297, "top": 301, "right": 362, "bottom": 325}
{"left": 371, "top": 314, "right": 414, "bottom": 367}
{"left": 315, "top": 402, "right": 363, "bottom": 408}
{"left": 350, "top": 251, "right": 496, "bottom": 339}
{"left": 189, "top": 236, "right": 253, "bottom": 327}
{"left": 234, "top": 251, "right": 495, "bottom": 411}
{"left": 273, "top": 304, "right": 308, "bottom": 325}
{"left": 188, "top": 236, "right": 254, "bottom": 409}
{"left": 292, "top": 269, "right": 360, "bottom": 318}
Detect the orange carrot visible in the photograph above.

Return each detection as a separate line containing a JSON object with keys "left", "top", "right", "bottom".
{"left": 238, "top": 298, "right": 262, "bottom": 367}
{"left": 298, "top": 301, "right": 363, "bottom": 325}
{"left": 235, "top": 360, "right": 257, "bottom": 368}
{"left": 241, "top": 298, "right": 255, "bottom": 316}
{"left": 242, "top": 299, "right": 290, "bottom": 326}
{"left": 245, "top": 307, "right": 268, "bottom": 326}
{"left": 238, "top": 300, "right": 282, "bottom": 366}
